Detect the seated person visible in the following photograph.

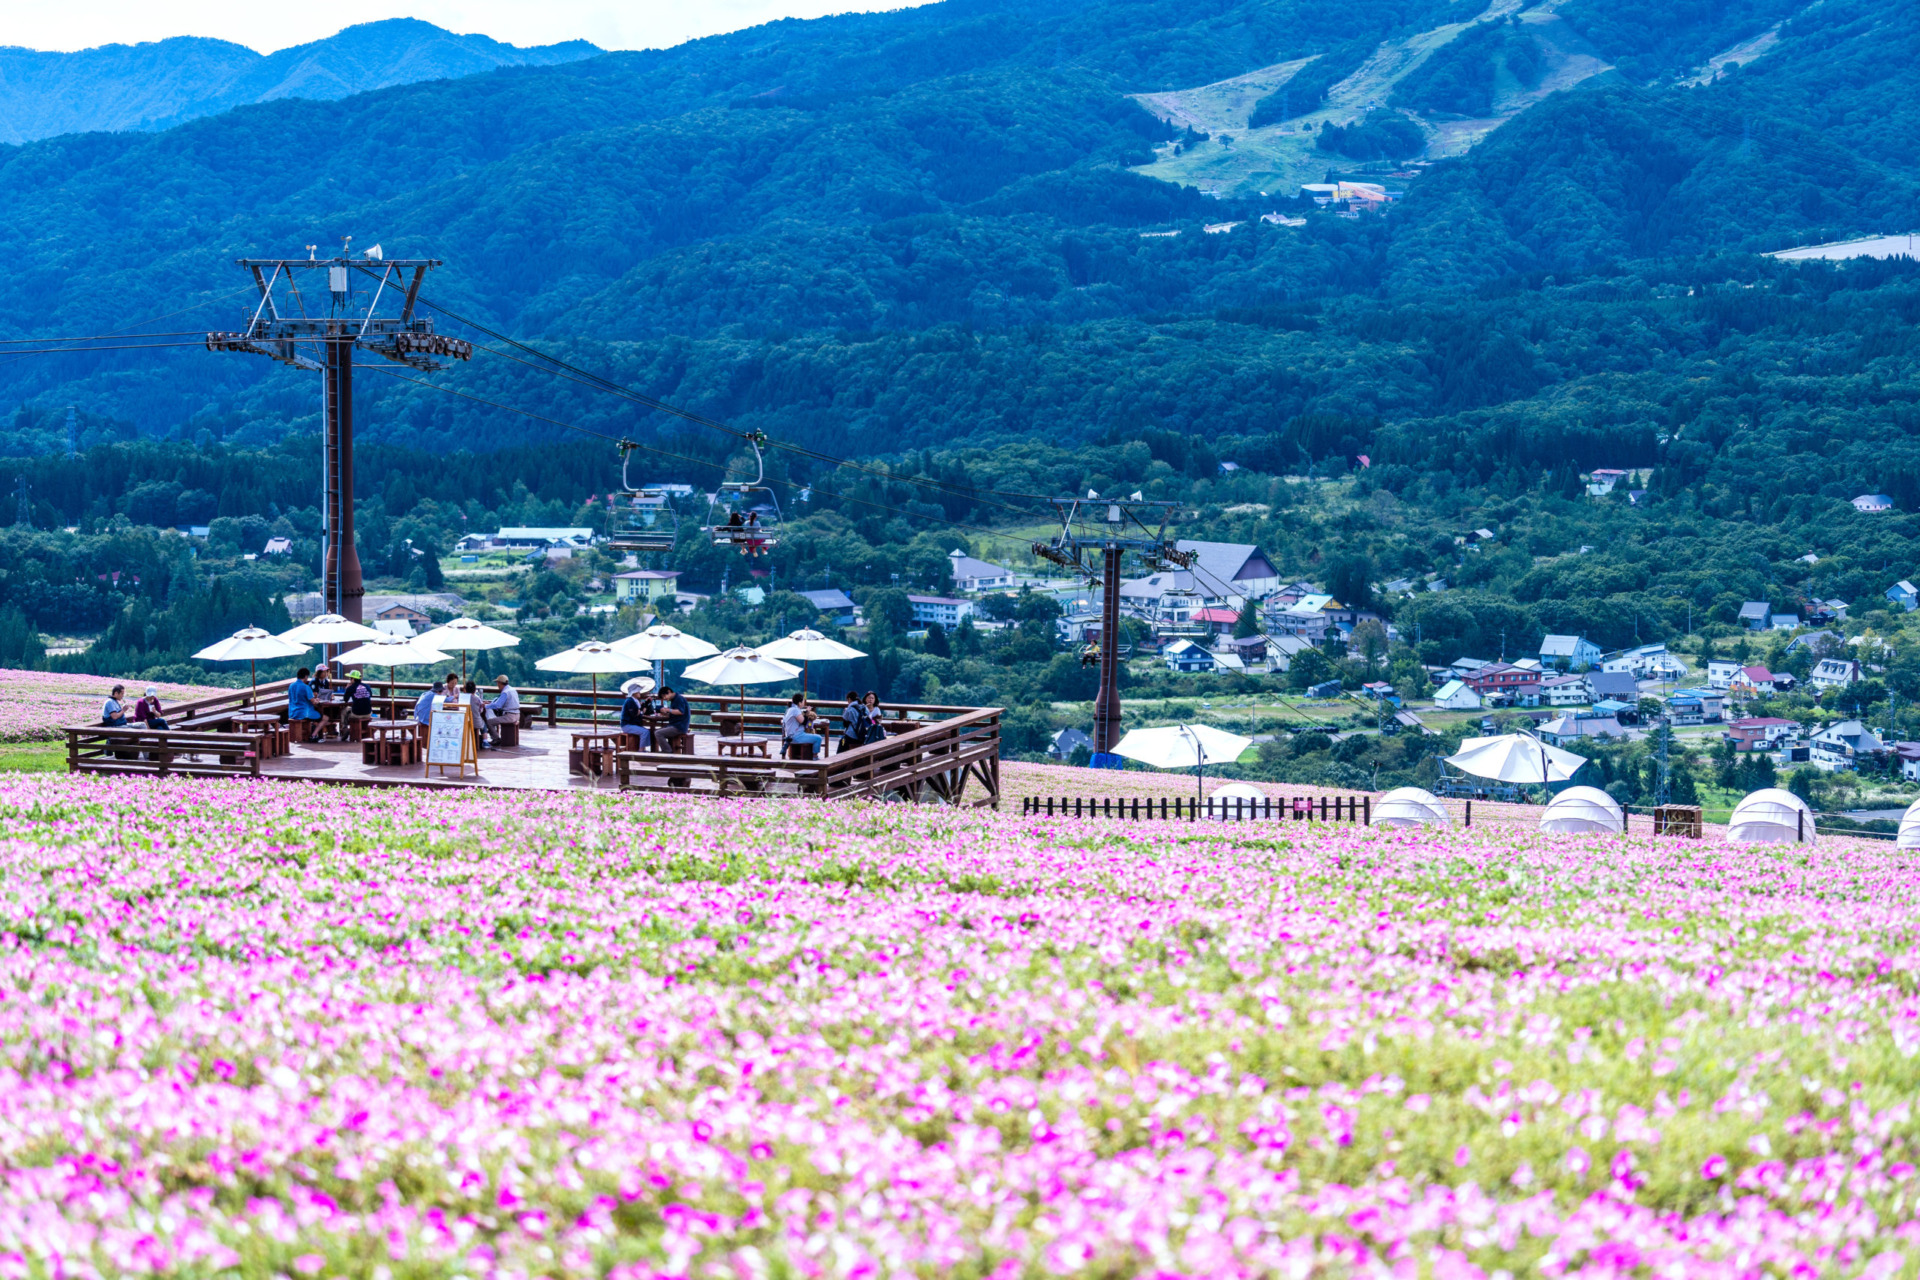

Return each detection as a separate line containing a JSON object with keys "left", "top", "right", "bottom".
{"left": 100, "top": 685, "right": 128, "bottom": 727}
{"left": 413, "top": 684, "right": 439, "bottom": 726}
{"left": 288, "top": 669, "right": 323, "bottom": 727}
{"left": 655, "top": 683, "right": 691, "bottom": 749}
{"left": 484, "top": 675, "right": 521, "bottom": 745}
{"left": 782, "top": 693, "right": 824, "bottom": 755}
{"left": 131, "top": 686, "right": 169, "bottom": 730}
{"left": 619, "top": 678, "right": 655, "bottom": 749}
{"left": 346, "top": 671, "right": 375, "bottom": 720}
{"left": 311, "top": 663, "right": 334, "bottom": 696}
{"left": 463, "top": 680, "right": 491, "bottom": 749}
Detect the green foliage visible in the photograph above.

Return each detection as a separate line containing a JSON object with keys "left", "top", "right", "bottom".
{"left": 1316, "top": 111, "right": 1426, "bottom": 161}
{"left": 1390, "top": 19, "right": 1544, "bottom": 118}
{"left": 1249, "top": 37, "right": 1381, "bottom": 126}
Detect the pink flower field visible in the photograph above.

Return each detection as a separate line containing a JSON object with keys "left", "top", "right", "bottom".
{"left": 2, "top": 774, "right": 1918, "bottom": 1277}
{"left": 0, "top": 669, "right": 234, "bottom": 742}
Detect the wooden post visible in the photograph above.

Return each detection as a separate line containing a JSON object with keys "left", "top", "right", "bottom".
{"left": 1318, "top": 796, "right": 1326, "bottom": 822}
{"left": 1364, "top": 796, "right": 1370, "bottom": 826}
{"left": 1466, "top": 800, "right": 1473, "bottom": 828}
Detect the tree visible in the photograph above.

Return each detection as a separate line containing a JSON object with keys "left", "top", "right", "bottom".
{"left": 1288, "top": 645, "right": 1338, "bottom": 691}
{"left": 1233, "top": 601, "right": 1261, "bottom": 639}
{"left": 924, "top": 621, "right": 949, "bottom": 656}
{"left": 1349, "top": 618, "right": 1388, "bottom": 673}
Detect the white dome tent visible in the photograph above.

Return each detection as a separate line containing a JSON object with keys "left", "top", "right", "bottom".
{"left": 1900, "top": 799, "right": 1920, "bottom": 851}
{"left": 1208, "top": 782, "right": 1267, "bottom": 804}
{"left": 1373, "top": 787, "right": 1451, "bottom": 829}
{"left": 1727, "top": 788, "right": 1817, "bottom": 846}
{"left": 1538, "top": 786, "right": 1625, "bottom": 836}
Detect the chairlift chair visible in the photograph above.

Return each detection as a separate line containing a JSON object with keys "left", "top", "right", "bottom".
{"left": 606, "top": 443, "right": 680, "bottom": 553}
{"left": 703, "top": 430, "right": 782, "bottom": 557}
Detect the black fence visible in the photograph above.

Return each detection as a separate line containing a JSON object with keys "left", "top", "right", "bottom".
{"left": 1021, "top": 794, "right": 1371, "bottom": 823}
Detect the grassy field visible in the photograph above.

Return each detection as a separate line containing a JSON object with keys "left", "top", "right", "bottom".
{"left": 0, "top": 741, "right": 65, "bottom": 773}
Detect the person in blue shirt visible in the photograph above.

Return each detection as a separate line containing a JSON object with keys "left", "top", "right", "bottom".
{"left": 413, "top": 685, "right": 439, "bottom": 725}
{"left": 287, "top": 668, "right": 322, "bottom": 727}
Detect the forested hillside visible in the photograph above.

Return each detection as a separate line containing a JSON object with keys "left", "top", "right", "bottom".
{"left": 0, "top": 20, "right": 600, "bottom": 144}
{"left": 1, "top": 0, "right": 1919, "bottom": 708}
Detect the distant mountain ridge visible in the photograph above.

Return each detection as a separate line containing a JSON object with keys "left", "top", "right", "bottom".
{"left": 0, "top": 18, "right": 602, "bottom": 144}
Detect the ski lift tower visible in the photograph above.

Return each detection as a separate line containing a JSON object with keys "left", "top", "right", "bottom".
{"left": 1034, "top": 495, "right": 1192, "bottom": 765}
{"left": 206, "top": 246, "right": 471, "bottom": 622}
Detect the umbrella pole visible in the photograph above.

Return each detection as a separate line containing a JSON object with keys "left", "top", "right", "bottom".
{"left": 250, "top": 659, "right": 258, "bottom": 711}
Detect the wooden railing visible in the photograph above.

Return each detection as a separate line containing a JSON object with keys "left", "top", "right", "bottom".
{"left": 65, "top": 727, "right": 263, "bottom": 779}
{"left": 1022, "top": 793, "right": 1369, "bottom": 823}
{"left": 617, "top": 707, "right": 1003, "bottom": 805}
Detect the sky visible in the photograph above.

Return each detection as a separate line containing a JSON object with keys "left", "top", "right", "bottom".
{"left": 3, "top": 1, "right": 937, "bottom": 54}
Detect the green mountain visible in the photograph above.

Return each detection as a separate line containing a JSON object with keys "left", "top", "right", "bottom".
{"left": 0, "top": 0, "right": 1914, "bottom": 498}
{"left": 0, "top": 19, "right": 600, "bottom": 143}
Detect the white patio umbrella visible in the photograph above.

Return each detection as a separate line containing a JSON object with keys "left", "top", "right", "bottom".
{"left": 534, "top": 641, "right": 648, "bottom": 729}
{"left": 1113, "top": 723, "right": 1252, "bottom": 803}
{"left": 192, "top": 626, "right": 310, "bottom": 709}
{"left": 1727, "top": 787, "right": 1817, "bottom": 846}
{"left": 611, "top": 623, "right": 722, "bottom": 688}
{"left": 681, "top": 646, "right": 801, "bottom": 722}
{"left": 1899, "top": 798, "right": 1920, "bottom": 851}
{"left": 1374, "top": 786, "right": 1451, "bottom": 829}
{"left": 278, "top": 614, "right": 385, "bottom": 647}
{"left": 755, "top": 628, "right": 866, "bottom": 696}
{"left": 1538, "top": 785, "right": 1625, "bottom": 835}
{"left": 414, "top": 617, "right": 521, "bottom": 681}
{"left": 1444, "top": 733, "right": 1586, "bottom": 791}
{"left": 331, "top": 636, "right": 456, "bottom": 703}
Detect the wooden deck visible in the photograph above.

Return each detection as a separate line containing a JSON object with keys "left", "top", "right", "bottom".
{"left": 66, "top": 679, "right": 1004, "bottom": 805}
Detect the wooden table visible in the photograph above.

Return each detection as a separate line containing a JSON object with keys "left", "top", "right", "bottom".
{"left": 571, "top": 730, "right": 623, "bottom": 776}
{"left": 367, "top": 719, "right": 418, "bottom": 767}
{"left": 716, "top": 736, "right": 773, "bottom": 758}
{"left": 232, "top": 713, "right": 286, "bottom": 758}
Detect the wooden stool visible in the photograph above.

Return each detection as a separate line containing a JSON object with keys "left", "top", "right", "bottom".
{"left": 494, "top": 716, "right": 520, "bottom": 748}
{"left": 289, "top": 718, "right": 316, "bottom": 744}
{"left": 785, "top": 741, "right": 817, "bottom": 761}
{"left": 346, "top": 715, "right": 371, "bottom": 743}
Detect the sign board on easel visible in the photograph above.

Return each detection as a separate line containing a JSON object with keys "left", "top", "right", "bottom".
{"left": 425, "top": 703, "right": 478, "bottom": 779}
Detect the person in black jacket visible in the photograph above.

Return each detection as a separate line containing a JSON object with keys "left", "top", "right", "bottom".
{"left": 839, "top": 691, "right": 865, "bottom": 753}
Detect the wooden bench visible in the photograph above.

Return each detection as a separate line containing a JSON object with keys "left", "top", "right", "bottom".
{"left": 66, "top": 728, "right": 261, "bottom": 778}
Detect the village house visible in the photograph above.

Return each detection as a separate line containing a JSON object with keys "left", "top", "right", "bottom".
{"left": 1585, "top": 671, "right": 1640, "bottom": 704}
{"left": 1463, "top": 662, "right": 1537, "bottom": 695}
{"left": 1433, "top": 679, "right": 1481, "bottom": 710}
{"left": 1706, "top": 659, "right": 1742, "bottom": 689}
{"left": 1175, "top": 540, "right": 1282, "bottom": 601}
{"left": 1541, "top": 674, "right": 1588, "bottom": 706}
{"left": 1851, "top": 494, "right": 1895, "bottom": 513}
{"left": 909, "top": 595, "right": 975, "bottom": 629}
{"left": 1889, "top": 580, "right": 1920, "bottom": 612}
{"left": 1727, "top": 717, "right": 1799, "bottom": 753}
{"left": 800, "top": 588, "right": 858, "bottom": 625}
{"left": 1450, "top": 657, "right": 1492, "bottom": 680}
{"left": 1539, "top": 715, "right": 1624, "bottom": 746}
{"left": 1539, "top": 635, "right": 1602, "bottom": 669}
{"left": 1047, "top": 727, "right": 1092, "bottom": 761}
{"left": 1665, "top": 688, "right": 1726, "bottom": 725}
{"left": 1163, "top": 639, "right": 1217, "bottom": 673}
{"left": 1269, "top": 593, "right": 1345, "bottom": 641}
{"left": 262, "top": 536, "right": 292, "bottom": 556}
{"left": 947, "top": 550, "right": 1015, "bottom": 593}
{"left": 1897, "top": 742, "right": 1920, "bottom": 782}
{"left": 1810, "top": 719, "right": 1883, "bottom": 772}
{"left": 1738, "top": 601, "right": 1771, "bottom": 630}
{"left": 613, "top": 569, "right": 680, "bottom": 605}
{"left": 1808, "top": 657, "right": 1862, "bottom": 692}
{"left": 1730, "top": 665, "right": 1788, "bottom": 697}
{"left": 1770, "top": 613, "right": 1801, "bottom": 631}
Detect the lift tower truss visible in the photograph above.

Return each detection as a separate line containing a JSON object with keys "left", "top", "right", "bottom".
{"left": 1034, "top": 496, "right": 1192, "bottom": 761}
{"left": 207, "top": 255, "right": 471, "bottom": 622}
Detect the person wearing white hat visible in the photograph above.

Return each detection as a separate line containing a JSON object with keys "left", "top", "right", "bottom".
{"left": 619, "top": 677, "right": 656, "bottom": 750}
{"left": 131, "top": 685, "right": 169, "bottom": 730}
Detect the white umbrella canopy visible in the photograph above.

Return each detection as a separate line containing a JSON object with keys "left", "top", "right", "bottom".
{"left": 1539, "top": 785, "right": 1625, "bottom": 836}
{"left": 332, "top": 636, "right": 457, "bottom": 703}
{"left": 1375, "top": 786, "right": 1451, "bottom": 829}
{"left": 1728, "top": 787, "right": 1817, "bottom": 846}
{"left": 1444, "top": 733, "right": 1585, "bottom": 785}
{"left": 755, "top": 628, "right": 867, "bottom": 695}
{"left": 1114, "top": 724, "right": 1252, "bottom": 770}
{"left": 610, "top": 624, "right": 722, "bottom": 663}
{"left": 278, "top": 614, "right": 385, "bottom": 647}
{"left": 682, "top": 646, "right": 802, "bottom": 719}
{"left": 611, "top": 623, "right": 724, "bottom": 688}
{"left": 1900, "top": 798, "right": 1920, "bottom": 851}
{"left": 1114, "top": 724, "right": 1252, "bottom": 802}
{"left": 192, "top": 626, "right": 310, "bottom": 708}
{"left": 535, "top": 641, "right": 649, "bottom": 729}
{"left": 414, "top": 618, "right": 521, "bottom": 680}
{"left": 1209, "top": 782, "right": 1267, "bottom": 803}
